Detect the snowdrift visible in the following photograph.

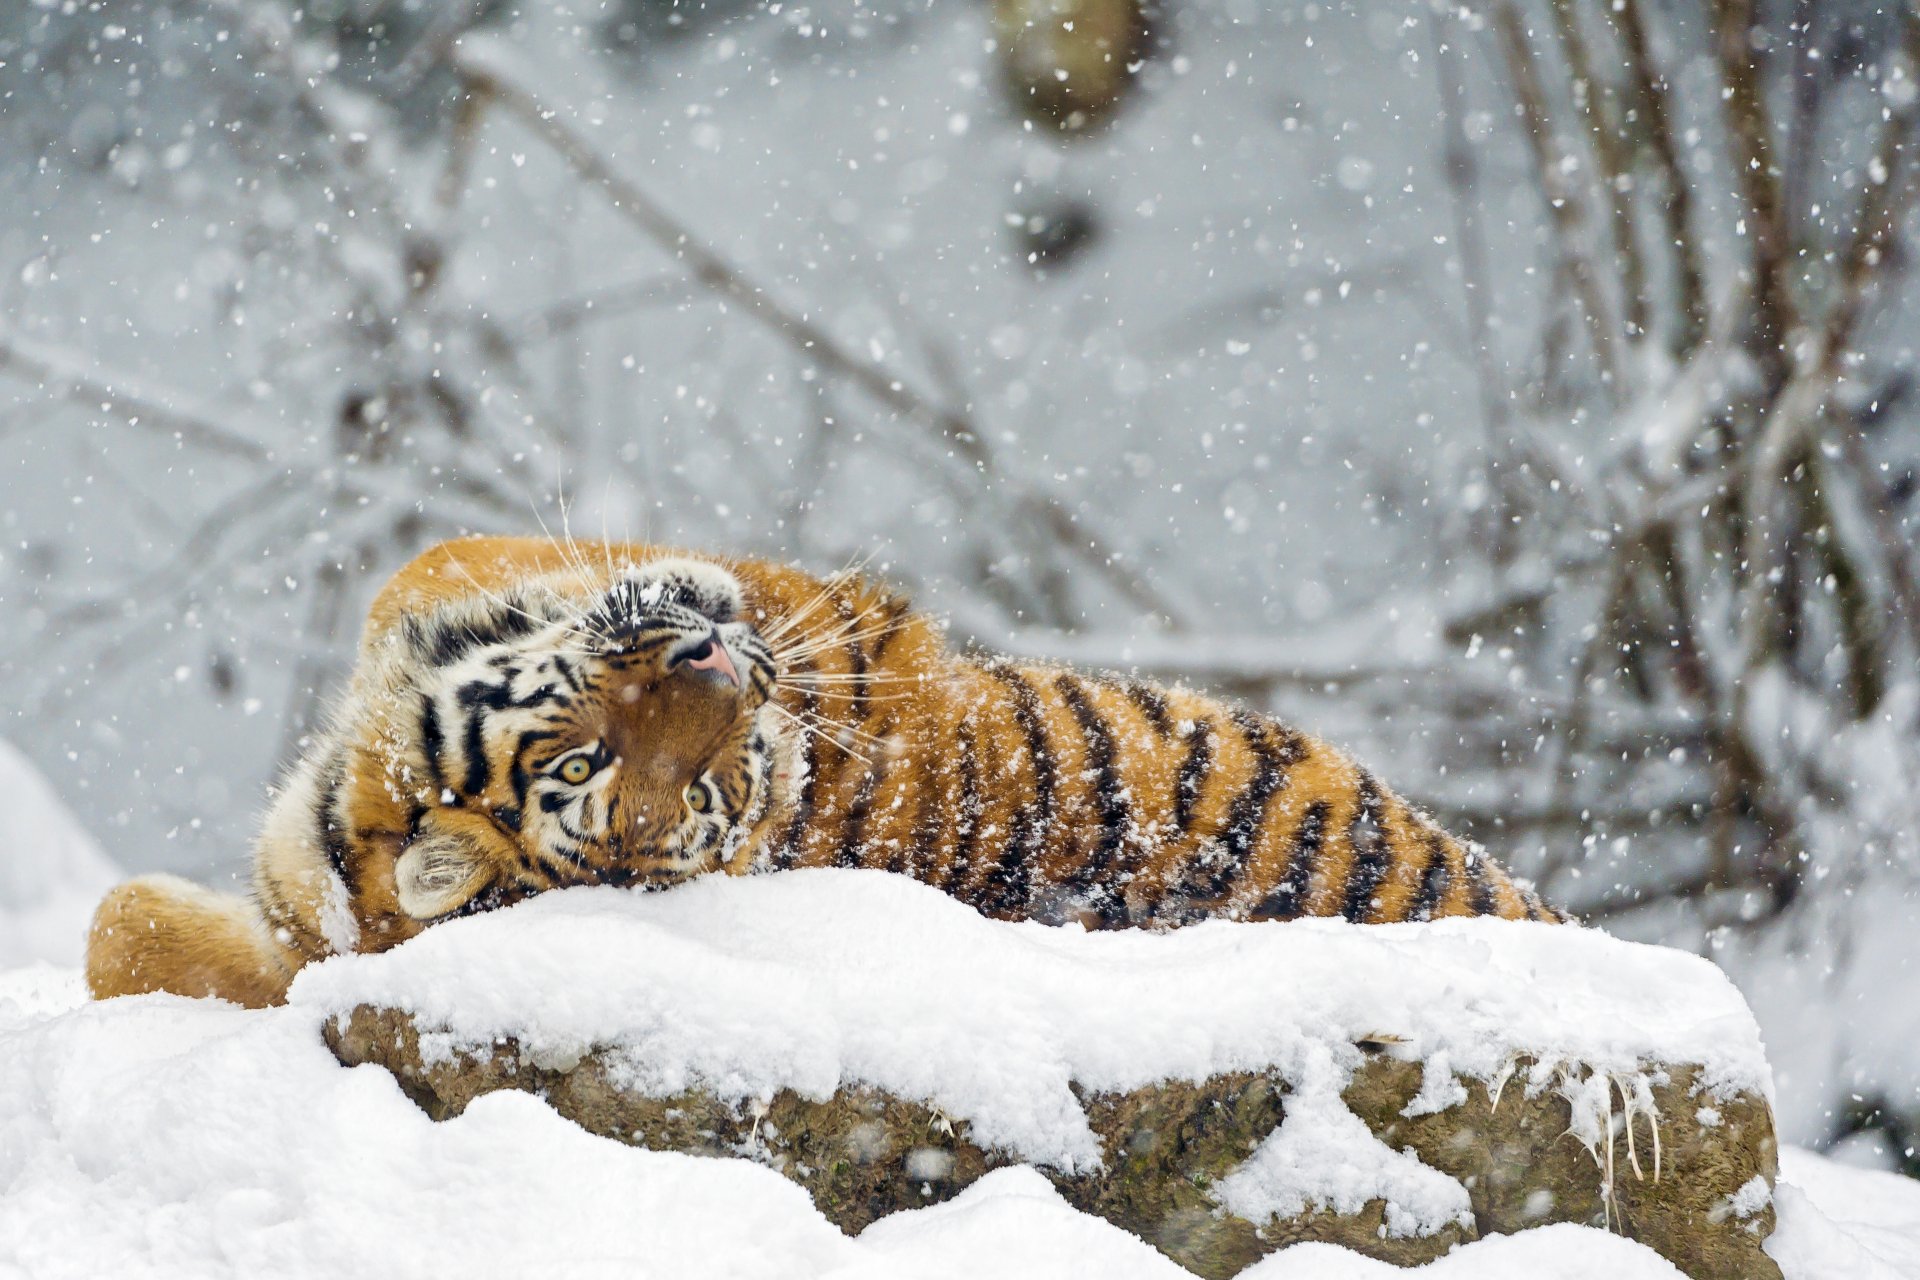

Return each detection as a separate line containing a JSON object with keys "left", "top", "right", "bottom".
{"left": 0, "top": 738, "right": 121, "bottom": 968}
{"left": 296, "top": 870, "right": 1780, "bottom": 1279}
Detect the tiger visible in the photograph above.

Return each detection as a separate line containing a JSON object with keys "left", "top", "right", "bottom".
{"left": 85, "top": 535, "right": 1565, "bottom": 1007}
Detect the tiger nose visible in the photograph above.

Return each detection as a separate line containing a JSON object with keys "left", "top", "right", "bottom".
{"left": 672, "top": 629, "right": 739, "bottom": 688}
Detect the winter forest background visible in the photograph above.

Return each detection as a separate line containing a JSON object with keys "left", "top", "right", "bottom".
{"left": 2, "top": 0, "right": 1917, "bottom": 1178}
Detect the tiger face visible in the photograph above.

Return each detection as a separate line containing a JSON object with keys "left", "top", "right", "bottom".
{"left": 388, "top": 557, "right": 786, "bottom": 921}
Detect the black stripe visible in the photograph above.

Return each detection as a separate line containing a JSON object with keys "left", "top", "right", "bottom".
{"left": 775, "top": 664, "right": 823, "bottom": 867}
{"left": 939, "top": 720, "right": 983, "bottom": 889}
{"left": 1178, "top": 713, "right": 1297, "bottom": 904}
{"left": 419, "top": 602, "right": 541, "bottom": 668}
{"left": 1340, "top": 772, "right": 1392, "bottom": 923}
{"left": 433, "top": 881, "right": 511, "bottom": 923}
{"left": 460, "top": 704, "right": 491, "bottom": 798}
{"left": 419, "top": 694, "right": 447, "bottom": 798}
{"left": 1057, "top": 675, "right": 1130, "bottom": 920}
{"left": 1174, "top": 718, "right": 1213, "bottom": 833}
{"left": 1465, "top": 848, "right": 1497, "bottom": 916}
{"left": 978, "top": 663, "right": 1055, "bottom": 917}
{"left": 1122, "top": 679, "right": 1173, "bottom": 737}
{"left": 508, "top": 728, "right": 560, "bottom": 812}
{"left": 540, "top": 827, "right": 594, "bottom": 871}
{"left": 582, "top": 593, "right": 684, "bottom": 646}
{"left": 451, "top": 673, "right": 568, "bottom": 801}
{"left": 834, "top": 598, "right": 873, "bottom": 728}
{"left": 314, "top": 749, "right": 355, "bottom": 892}
{"left": 594, "top": 862, "right": 638, "bottom": 889}
{"left": 1410, "top": 832, "right": 1452, "bottom": 922}
{"left": 1251, "top": 799, "right": 1329, "bottom": 921}
{"left": 622, "top": 631, "right": 680, "bottom": 658}
{"left": 864, "top": 597, "right": 914, "bottom": 666}
{"left": 903, "top": 733, "right": 947, "bottom": 878}
{"left": 836, "top": 756, "right": 885, "bottom": 869}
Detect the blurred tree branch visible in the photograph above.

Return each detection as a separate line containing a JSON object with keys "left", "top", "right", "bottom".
{"left": 1427, "top": 0, "right": 1920, "bottom": 932}
{"left": 449, "top": 37, "right": 1183, "bottom": 629}
{"left": 0, "top": 329, "right": 272, "bottom": 462}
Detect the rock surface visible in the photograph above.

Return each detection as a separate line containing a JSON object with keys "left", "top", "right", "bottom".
{"left": 326, "top": 1006, "right": 1779, "bottom": 1279}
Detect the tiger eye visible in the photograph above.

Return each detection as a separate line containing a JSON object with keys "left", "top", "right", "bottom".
{"left": 558, "top": 756, "right": 594, "bottom": 785}
{"left": 685, "top": 783, "right": 711, "bottom": 814}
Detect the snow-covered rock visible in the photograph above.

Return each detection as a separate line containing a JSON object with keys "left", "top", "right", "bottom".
{"left": 294, "top": 869, "right": 1781, "bottom": 1278}
{"left": 0, "top": 739, "right": 120, "bottom": 967}
{"left": 0, "top": 930, "right": 1908, "bottom": 1278}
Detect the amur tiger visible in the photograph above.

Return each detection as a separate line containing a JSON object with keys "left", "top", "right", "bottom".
{"left": 85, "top": 536, "right": 1565, "bottom": 1007}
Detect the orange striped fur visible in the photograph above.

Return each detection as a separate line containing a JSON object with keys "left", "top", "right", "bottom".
{"left": 85, "top": 537, "right": 1563, "bottom": 1007}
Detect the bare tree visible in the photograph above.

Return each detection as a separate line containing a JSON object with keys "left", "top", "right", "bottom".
{"left": 1414, "top": 0, "right": 1920, "bottom": 939}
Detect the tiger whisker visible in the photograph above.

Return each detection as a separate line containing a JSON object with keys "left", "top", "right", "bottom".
{"left": 759, "top": 575, "right": 853, "bottom": 645}
{"left": 774, "top": 671, "right": 925, "bottom": 685}
{"left": 776, "top": 679, "right": 919, "bottom": 698}
{"left": 531, "top": 490, "right": 606, "bottom": 600}
{"left": 774, "top": 687, "right": 918, "bottom": 702}
{"left": 759, "top": 549, "right": 879, "bottom": 643}
{"left": 771, "top": 699, "right": 893, "bottom": 745}
{"left": 557, "top": 489, "right": 603, "bottom": 595}
{"left": 791, "top": 711, "right": 893, "bottom": 749}
{"left": 444, "top": 555, "right": 602, "bottom": 650}
{"left": 765, "top": 704, "right": 875, "bottom": 766}
{"left": 772, "top": 595, "right": 882, "bottom": 644}
{"left": 773, "top": 617, "right": 908, "bottom": 662}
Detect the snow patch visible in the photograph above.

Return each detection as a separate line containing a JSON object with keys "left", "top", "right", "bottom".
{"left": 1766, "top": 1148, "right": 1920, "bottom": 1279}
{"left": 315, "top": 866, "right": 360, "bottom": 955}
{"left": 1730, "top": 1174, "right": 1774, "bottom": 1220}
{"left": 1401, "top": 1051, "right": 1470, "bottom": 1118}
{"left": 1213, "top": 1041, "right": 1473, "bottom": 1237}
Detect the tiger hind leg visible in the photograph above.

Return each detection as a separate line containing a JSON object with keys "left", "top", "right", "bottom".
{"left": 85, "top": 874, "right": 301, "bottom": 1008}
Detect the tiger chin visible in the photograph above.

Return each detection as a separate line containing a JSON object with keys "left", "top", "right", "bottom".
{"left": 85, "top": 536, "right": 1567, "bottom": 1008}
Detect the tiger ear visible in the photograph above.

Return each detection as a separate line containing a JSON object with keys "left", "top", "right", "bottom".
{"left": 394, "top": 809, "right": 510, "bottom": 920}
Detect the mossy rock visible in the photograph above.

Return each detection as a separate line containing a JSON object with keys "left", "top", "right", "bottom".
{"left": 325, "top": 1007, "right": 1778, "bottom": 1279}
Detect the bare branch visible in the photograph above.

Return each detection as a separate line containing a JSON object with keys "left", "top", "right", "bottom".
{"left": 1710, "top": 0, "right": 1795, "bottom": 383}
{"left": 1549, "top": 0, "right": 1650, "bottom": 340}
{"left": 453, "top": 40, "right": 1183, "bottom": 628}
{"left": 1819, "top": 8, "right": 1920, "bottom": 374}
{"left": 1429, "top": 8, "right": 1519, "bottom": 559}
{"left": 511, "top": 275, "right": 699, "bottom": 342}
{"left": 1612, "top": 0, "right": 1709, "bottom": 354}
{"left": 454, "top": 50, "right": 990, "bottom": 475}
{"left": 1494, "top": 0, "right": 1623, "bottom": 391}
{"left": 0, "top": 328, "right": 273, "bottom": 462}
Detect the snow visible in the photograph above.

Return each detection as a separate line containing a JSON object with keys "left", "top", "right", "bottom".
{"left": 0, "top": 740, "right": 121, "bottom": 968}
{"left": 1239, "top": 1225, "right": 1692, "bottom": 1279}
{"left": 1212, "top": 1037, "right": 1475, "bottom": 1237}
{"left": 290, "top": 869, "right": 1770, "bottom": 1186}
{"left": 0, "top": 751, "right": 1900, "bottom": 1279}
{"left": 6, "top": 0, "right": 1918, "bottom": 1169}
{"left": 0, "top": 958, "right": 1910, "bottom": 1280}
{"left": 1767, "top": 1148, "right": 1920, "bottom": 1280}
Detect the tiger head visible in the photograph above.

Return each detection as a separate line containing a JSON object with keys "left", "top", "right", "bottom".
{"left": 383, "top": 556, "right": 791, "bottom": 921}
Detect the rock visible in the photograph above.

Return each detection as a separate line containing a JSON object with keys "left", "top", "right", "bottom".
{"left": 325, "top": 1006, "right": 1778, "bottom": 1279}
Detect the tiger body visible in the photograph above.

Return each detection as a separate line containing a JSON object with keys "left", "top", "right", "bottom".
{"left": 86, "top": 536, "right": 1560, "bottom": 1007}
